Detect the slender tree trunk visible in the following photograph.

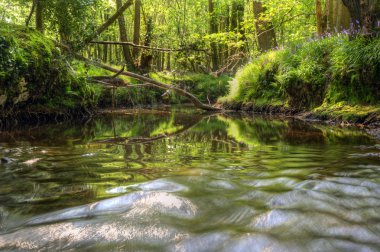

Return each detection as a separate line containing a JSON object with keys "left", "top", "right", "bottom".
{"left": 208, "top": 0, "right": 219, "bottom": 71}
{"left": 253, "top": 1, "right": 277, "bottom": 52}
{"left": 133, "top": 0, "right": 141, "bottom": 60}
{"left": 26, "top": 0, "right": 36, "bottom": 26}
{"left": 316, "top": 0, "right": 323, "bottom": 36}
{"left": 103, "top": 43, "right": 108, "bottom": 62}
{"left": 166, "top": 52, "right": 171, "bottom": 71}
{"left": 35, "top": 0, "right": 44, "bottom": 33}
{"left": 140, "top": 17, "right": 153, "bottom": 72}
{"left": 116, "top": 0, "right": 135, "bottom": 70}
{"left": 325, "top": 0, "right": 331, "bottom": 32}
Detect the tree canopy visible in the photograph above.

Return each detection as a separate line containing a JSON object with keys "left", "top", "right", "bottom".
{"left": 2, "top": 0, "right": 378, "bottom": 74}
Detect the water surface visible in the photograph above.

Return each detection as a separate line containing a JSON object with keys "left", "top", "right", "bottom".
{"left": 0, "top": 109, "right": 379, "bottom": 251}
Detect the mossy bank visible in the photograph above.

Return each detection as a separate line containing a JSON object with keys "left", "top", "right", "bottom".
{"left": 219, "top": 36, "right": 380, "bottom": 125}
{"left": 0, "top": 23, "right": 97, "bottom": 123}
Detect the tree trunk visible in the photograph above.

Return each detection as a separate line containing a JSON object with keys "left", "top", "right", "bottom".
{"left": 140, "top": 17, "right": 153, "bottom": 72}
{"left": 316, "top": 0, "right": 323, "bottom": 36}
{"left": 35, "top": 0, "right": 44, "bottom": 33}
{"left": 253, "top": 1, "right": 277, "bottom": 52}
{"left": 166, "top": 52, "right": 171, "bottom": 71}
{"left": 341, "top": 0, "right": 378, "bottom": 35}
{"left": 208, "top": 0, "right": 219, "bottom": 71}
{"left": 25, "top": 0, "right": 36, "bottom": 26}
{"left": 325, "top": 0, "right": 331, "bottom": 32}
{"left": 133, "top": 0, "right": 141, "bottom": 60}
{"left": 116, "top": 0, "right": 135, "bottom": 70}
{"left": 327, "top": 0, "right": 350, "bottom": 32}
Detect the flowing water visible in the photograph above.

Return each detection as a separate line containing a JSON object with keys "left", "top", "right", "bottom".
{"left": 0, "top": 108, "right": 380, "bottom": 251}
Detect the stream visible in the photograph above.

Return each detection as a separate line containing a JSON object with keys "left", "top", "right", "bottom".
{"left": 0, "top": 108, "right": 379, "bottom": 251}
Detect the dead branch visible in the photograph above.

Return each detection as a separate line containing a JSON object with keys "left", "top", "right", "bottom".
{"left": 111, "top": 66, "right": 125, "bottom": 78}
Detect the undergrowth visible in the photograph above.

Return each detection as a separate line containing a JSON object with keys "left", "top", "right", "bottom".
{"left": 220, "top": 35, "right": 380, "bottom": 112}
{"left": 0, "top": 22, "right": 95, "bottom": 116}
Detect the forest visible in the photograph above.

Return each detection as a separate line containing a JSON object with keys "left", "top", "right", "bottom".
{"left": 0, "top": 0, "right": 379, "bottom": 123}
{"left": 1, "top": 1, "right": 380, "bottom": 251}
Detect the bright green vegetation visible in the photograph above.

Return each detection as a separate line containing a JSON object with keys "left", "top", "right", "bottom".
{"left": 150, "top": 72, "right": 231, "bottom": 103}
{"left": 220, "top": 36, "right": 380, "bottom": 123}
{"left": 0, "top": 22, "right": 230, "bottom": 115}
{"left": 0, "top": 23, "right": 95, "bottom": 117}
{"left": 73, "top": 61, "right": 230, "bottom": 107}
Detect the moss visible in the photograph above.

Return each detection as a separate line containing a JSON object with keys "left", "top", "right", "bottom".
{"left": 312, "top": 103, "right": 380, "bottom": 123}
{"left": 0, "top": 22, "right": 96, "bottom": 117}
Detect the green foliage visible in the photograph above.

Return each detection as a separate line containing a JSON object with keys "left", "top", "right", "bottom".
{"left": 0, "top": 22, "right": 95, "bottom": 115}
{"left": 221, "top": 35, "right": 380, "bottom": 111}
{"left": 328, "top": 37, "right": 380, "bottom": 104}
{"left": 151, "top": 72, "right": 231, "bottom": 103}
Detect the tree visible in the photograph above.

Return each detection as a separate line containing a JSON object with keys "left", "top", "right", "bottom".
{"left": 208, "top": 0, "right": 219, "bottom": 71}
{"left": 133, "top": 0, "right": 141, "bottom": 61}
{"left": 253, "top": 1, "right": 277, "bottom": 52}
{"left": 116, "top": 0, "right": 135, "bottom": 70}
{"left": 342, "top": 0, "right": 379, "bottom": 35}
{"left": 35, "top": 0, "right": 43, "bottom": 33}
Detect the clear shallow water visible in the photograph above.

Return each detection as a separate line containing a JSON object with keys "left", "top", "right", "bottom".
{"left": 0, "top": 109, "right": 380, "bottom": 251}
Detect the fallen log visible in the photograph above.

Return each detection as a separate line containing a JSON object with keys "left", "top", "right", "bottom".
{"left": 76, "top": 55, "right": 221, "bottom": 111}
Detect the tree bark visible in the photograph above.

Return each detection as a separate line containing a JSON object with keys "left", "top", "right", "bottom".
{"left": 116, "top": 0, "right": 135, "bottom": 70}
{"left": 35, "top": 0, "right": 44, "bottom": 33}
{"left": 341, "top": 0, "right": 378, "bottom": 35}
{"left": 316, "top": 0, "right": 323, "bottom": 36}
{"left": 253, "top": 1, "right": 277, "bottom": 52}
{"left": 25, "top": 0, "right": 36, "bottom": 26}
{"left": 166, "top": 52, "right": 171, "bottom": 71}
{"left": 133, "top": 0, "right": 141, "bottom": 60}
{"left": 208, "top": 0, "right": 219, "bottom": 71}
{"left": 140, "top": 17, "right": 153, "bottom": 71}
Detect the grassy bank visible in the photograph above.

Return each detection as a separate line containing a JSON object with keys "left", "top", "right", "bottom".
{"left": 219, "top": 36, "right": 380, "bottom": 124}
{"left": 0, "top": 23, "right": 96, "bottom": 120}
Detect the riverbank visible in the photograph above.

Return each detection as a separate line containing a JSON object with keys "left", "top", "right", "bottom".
{"left": 0, "top": 23, "right": 97, "bottom": 122}
{"left": 0, "top": 23, "right": 229, "bottom": 124}
{"left": 219, "top": 35, "right": 380, "bottom": 128}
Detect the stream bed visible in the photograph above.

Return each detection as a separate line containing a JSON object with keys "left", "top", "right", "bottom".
{"left": 0, "top": 109, "right": 380, "bottom": 251}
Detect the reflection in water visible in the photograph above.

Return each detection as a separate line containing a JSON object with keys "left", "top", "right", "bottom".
{"left": 0, "top": 109, "right": 379, "bottom": 251}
